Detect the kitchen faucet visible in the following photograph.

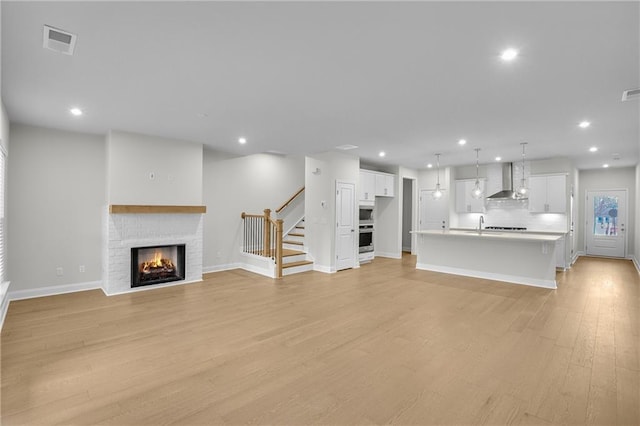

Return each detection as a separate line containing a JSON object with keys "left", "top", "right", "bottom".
{"left": 479, "top": 215, "right": 484, "bottom": 232}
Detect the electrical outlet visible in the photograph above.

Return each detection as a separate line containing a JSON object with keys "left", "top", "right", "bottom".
{"left": 56, "top": 267, "right": 64, "bottom": 276}
{"left": 79, "top": 265, "right": 85, "bottom": 273}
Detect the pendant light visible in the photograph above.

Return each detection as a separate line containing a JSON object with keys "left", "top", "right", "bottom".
{"left": 517, "top": 142, "right": 528, "bottom": 196}
{"left": 471, "top": 148, "right": 483, "bottom": 199}
{"left": 432, "top": 153, "right": 443, "bottom": 200}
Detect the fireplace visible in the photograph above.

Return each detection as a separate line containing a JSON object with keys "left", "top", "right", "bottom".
{"left": 131, "top": 244, "right": 186, "bottom": 288}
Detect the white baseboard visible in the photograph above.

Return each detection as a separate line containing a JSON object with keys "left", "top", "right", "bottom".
{"left": 1, "top": 281, "right": 10, "bottom": 332}
{"left": 631, "top": 255, "right": 640, "bottom": 274}
{"left": 375, "top": 251, "right": 402, "bottom": 259}
{"left": 103, "top": 278, "right": 203, "bottom": 296}
{"left": 313, "top": 264, "right": 335, "bottom": 274}
{"left": 240, "top": 263, "right": 275, "bottom": 278}
{"left": 8, "top": 280, "right": 103, "bottom": 302}
{"left": 203, "top": 263, "right": 241, "bottom": 274}
{"left": 416, "top": 262, "right": 557, "bottom": 290}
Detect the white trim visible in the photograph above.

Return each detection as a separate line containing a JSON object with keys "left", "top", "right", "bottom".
{"left": 416, "top": 262, "right": 557, "bottom": 289}
{"left": 239, "top": 263, "right": 275, "bottom": 278}
{"left": 0, "top": 281, "right": 10, "bottom": 331}
{"left": 103, "top": 278, "right": 203, "bottom": 296}
{"left": 632, "top": 255, "right": 640, "bottom": 274}
{"left": 375, "top": 251, "right": 402, "bottom": 259}
{"left": 203, "top": 263, "right": 241, "bottom": 274}
{"left": 8, "top": 280, "right": 103, "bottom": 301}
{"left": 573, "top": 250, "right": 584, "bottom": 264}
{"left": 313, "top": 264, "right": 335, "bottom": 274}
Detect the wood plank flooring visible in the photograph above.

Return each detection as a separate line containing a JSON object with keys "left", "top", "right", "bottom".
{"left": 1, "top": 255, "right": 638, "bottom": 425}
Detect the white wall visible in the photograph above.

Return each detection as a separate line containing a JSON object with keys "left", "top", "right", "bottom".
{"left": 402, "top": 178, "right": 412, "bottom": 251}
{"left": 636, "top": 164, "right": 640, "bottom": 265}
{"left": 7, "top": 124, "right": 106, "bottom": 291}
{"left": 578, "top": 167, "right": 636, "bottom": 256}
{"left": 0, "top": 102, "right": 8, "bottom": 154}
{"left": 202, "top": 150, "right": 304, "bottom": 271}
{"left": 305, "top": 151, "right": 359, "bottom": 272}
{"left": 107, "top": 130, "right": 203, "bottom": 205}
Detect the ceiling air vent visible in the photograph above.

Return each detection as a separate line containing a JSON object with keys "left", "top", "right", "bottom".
{"left": 335, "top": 144, "right": 359, "bottom": 150}
{"left": 43, "top": 25, "right": 77, "bottom": 55}
{"left": 621, "top": 88, "right": 640, "bottom": 102}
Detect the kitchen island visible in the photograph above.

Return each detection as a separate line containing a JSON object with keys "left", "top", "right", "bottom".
{"left": 412, "top": 229, "right": 563, "bottom": 289}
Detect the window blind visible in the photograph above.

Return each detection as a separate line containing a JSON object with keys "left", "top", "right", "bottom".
{"left": 0, "top": 147, "right": 6, "bottom": 284}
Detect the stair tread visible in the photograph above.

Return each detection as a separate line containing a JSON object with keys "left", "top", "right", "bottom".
{"left": 282, "top": 249, "right": 305, "bottom": 257}
{"left": 282, "top": 260, "right": 314, "bottom": 268}
{"left": 288, "top": 232, "right": 304, "bottom": 237}
{"left": 284, "top": 240, "right": 303, "bottom": 245}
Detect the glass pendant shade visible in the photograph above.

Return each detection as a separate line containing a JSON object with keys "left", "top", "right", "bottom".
{"left": 432, "top": 183, "right": 443, "bottom": 200}
{"left": 471, "top": 179, "right": 483, "bottom": 199}
{"left": 471, "top": 148, "right": 483, "bottom": 199}
{"left": 432, "top": 153, "right": 443, "bottom": 200}
{"left": 517, "top": 142, "right": 528, "bottom": 197}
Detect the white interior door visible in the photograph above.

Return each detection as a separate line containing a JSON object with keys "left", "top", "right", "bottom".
{"left": 336, "top": 181, "right": 356, "bottom": 271}
{"left": 419, "top": 189, "right": 449, "bottom": 231}
{"left": 586, "top": 190, "right": 626, "bottom": 257}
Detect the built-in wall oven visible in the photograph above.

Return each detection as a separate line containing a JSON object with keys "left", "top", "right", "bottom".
{"left": 359, "top": 224, "right": 374, "bottom": 254}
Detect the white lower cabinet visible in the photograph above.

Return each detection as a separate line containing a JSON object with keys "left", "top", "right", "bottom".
{"left": 555, "top": 235, "right": 567, "bottom": 269}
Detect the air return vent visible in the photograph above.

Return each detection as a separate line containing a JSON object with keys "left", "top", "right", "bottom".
{"left": 43, "top": 25, "right": 77, "bottom": 55}
{"left": 621, "top": 88, "right": 640, "bottom": 102}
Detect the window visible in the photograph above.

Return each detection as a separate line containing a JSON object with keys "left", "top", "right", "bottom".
{"left": 593, "top": 195, "right": 619, "bottom": 236}
{"left": 0, "top": 146, "right": 5, "bottom": 284}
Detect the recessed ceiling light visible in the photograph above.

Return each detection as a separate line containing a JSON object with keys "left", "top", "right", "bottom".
{"left": 379, "top": 151, "right": 386, "bottom": 157}
{"left": 603, "top": 164, "right": 609, "bottom": 168}
{"left": 589, "top": 147, "right": 598, "bottom": 152}
{"left": 579, "top": 121, "right": 591, "bottom": 128}
{"left": 458, "top": 139, "right": 467, "bottom": 146}
{"left": 238, "top": 137, "right": 247, "bottom": 144}
{"left": 426, "top": 163, "right": 433, "bottom": 168}
{"left": 495, "top": 156, "right": 502, "bottom": 161}
{"left": 70, "top": 107, "right": 83, "bottom": 116}
{"left": 500, "top": 48, "right": 518, "bottom": 61}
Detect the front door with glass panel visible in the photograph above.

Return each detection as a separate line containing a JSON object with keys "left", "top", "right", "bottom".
{"left": 586, "top": 190, "right": 626, "bottom": 257}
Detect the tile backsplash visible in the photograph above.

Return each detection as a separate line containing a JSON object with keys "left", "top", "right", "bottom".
{"left": 453, "top": 201, "right": 568, "bottom": 232}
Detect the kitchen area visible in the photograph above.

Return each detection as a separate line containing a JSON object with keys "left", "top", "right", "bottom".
{"left": 360, "top": 155, "right": 582, "bottom": 289}
{"left": 413, "top": 157, "right": 574, "bottom": 289}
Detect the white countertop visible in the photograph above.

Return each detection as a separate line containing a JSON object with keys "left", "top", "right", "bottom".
{"left": 412, "top": 229, "right": 563, "bottom": 242}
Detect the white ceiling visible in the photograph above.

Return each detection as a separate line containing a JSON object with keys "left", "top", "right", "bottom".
{"left": 2, "top": 1, "right": 639, "bottom": 170}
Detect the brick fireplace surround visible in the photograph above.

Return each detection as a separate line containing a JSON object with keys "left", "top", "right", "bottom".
{"left": 102, "top": 206, "right": 204, "bottom": 295}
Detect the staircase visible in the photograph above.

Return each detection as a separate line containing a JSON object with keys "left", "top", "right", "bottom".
{"left": 281, "top": 219, "right": 314, "bottom": 276}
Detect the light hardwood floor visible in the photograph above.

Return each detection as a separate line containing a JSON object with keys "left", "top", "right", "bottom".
{"left": 1, "top": 255, "right": 639, "bottom": 425}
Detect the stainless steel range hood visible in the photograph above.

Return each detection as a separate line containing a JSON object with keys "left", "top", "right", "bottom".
{"left": 487, "top": 163, "right": 527, "bottom": 200}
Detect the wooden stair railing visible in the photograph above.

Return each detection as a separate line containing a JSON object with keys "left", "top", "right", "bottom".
{"left": 241, "top": 209, "right": 284, "bottom": 278}
{"left": 275, "top": 186, "right": 305, "bottom": 214}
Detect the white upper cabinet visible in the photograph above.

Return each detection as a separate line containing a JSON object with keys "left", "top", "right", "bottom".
{"left": 359, "top": 170, "right": 376, "bottom": 203}
{"left": 529, "top": 174, "right": 566, "bottom": 213}
{"left": 375, "top": 172, "right": 394, "bottom": 197}
{"left": 455, "top": 179, "right": 485, "bottom": 213}
{"left": 360, "top": 170, "right": 395, "bottom": 203}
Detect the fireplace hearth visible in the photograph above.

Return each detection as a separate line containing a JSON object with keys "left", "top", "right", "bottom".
{"left": 131, "top": 244, "right": 186, "bottom": 287}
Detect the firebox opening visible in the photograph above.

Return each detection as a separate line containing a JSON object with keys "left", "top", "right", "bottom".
{"left": 131, "top": 244, "right": 185, "bottom": 288}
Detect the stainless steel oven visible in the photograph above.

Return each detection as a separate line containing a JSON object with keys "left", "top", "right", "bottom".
{"left": 359, "top": 224, "right": 374, "bottom": 253}
{"left": 359, "top": 206, "right": 374, "bottom": 223}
